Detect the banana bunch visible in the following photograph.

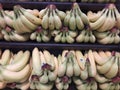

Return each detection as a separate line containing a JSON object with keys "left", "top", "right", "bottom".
{"left": 76, "top": 27, "right": 96, "bottom": 43}
{"left": 88, "top": 4, "right": 116, "bottom": 32}
{"left": 51, "top": 27, "right": 77, "bottom": 43}
{"left": 93, "top": 51, "right": 120, "bottom": 79}
{"left": 94, "top": 28, "right": 120, "bottom": 44}
{"left": 81, "top": 0, "right": 116, "bottom": 3}
{"left": 30, "top": 26, "right": 51, "bottom": 42}
{"left": 73, "top": 77, "right": 98, "bottom": 90}
{"left": 39, "top": 4, "right": 65, "bottom": 30}
{"left": 64, "top": 2, "right": 89, "bottom": 31}
{"left": 30, "top": 47, "right": 58, "bottom": 90}
{"left": 0, "top": 49, "right": 31, "bottom": 89}
{"left": 13, "top": 5, "right": 41, "bottom": 34}
{"left": 1, "top": 27, "right": 30, "bottom": 42}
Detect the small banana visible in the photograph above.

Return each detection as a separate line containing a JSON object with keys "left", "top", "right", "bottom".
{"left": 66, "top": 32, "right": 74, "bottom": 43}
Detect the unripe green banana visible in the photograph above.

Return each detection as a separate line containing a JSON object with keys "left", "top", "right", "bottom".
{"left": 64, "top": 11, "right": 71, "bottom": 27}
{"left": 63, "top": 83, "right": 69, "bottom": 90}
{"left": 36, "top": 34, "right": 42, "bottom": 42}
{"left": 69, "top": 30, "right": 77, "bottom": 38}
{"left": 76, "top": 30, "right": 86, "bottom": 43}
{"left": 61, "top": 32, "right": 66, "bottom": 43}
{"left": 41, "top": 34, "right": 50, "bottom": 42}
{"left": 54, "top": 32, "right": 62, "bottom": 42}
{"left": 66, "top": 32, "right": 74, "bottom": 43}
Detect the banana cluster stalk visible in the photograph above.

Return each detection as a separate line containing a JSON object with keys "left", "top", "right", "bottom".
{"left": 0, "top": 49, "right": 31, "bottom": 89}
{"left": 64, "top": 3, "right": 89, "bottom": 31}
{"left": 40, "top": 4, "right": 65, "bottom": 30}
{"left": 76, "top": 27, "right": 96, "bottom": 43}
{"left": 13, "top": 5, "right": 41, "bottom": 34}
{"left": 1, "top": 26, "right": 30, "bottom": 42}
{"left": 51, "top": 27, "right": 77, "bottom": 43}
{"left": 30, "top": 26, "right": 51, "bottom": 42}
{"left": 94, "top": 28, "right": 120, "bottom": 44}
{"left": 30, "top": 47, "right": 57, "bottom": 90}
{"left": 88, "top": 4, "right": 116, "bottom": 32}
{"left": 81, "top": 0, "right": 116, "bottom": 3}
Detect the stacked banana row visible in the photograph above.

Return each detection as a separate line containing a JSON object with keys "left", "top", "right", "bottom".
{"left": 0, "top": 48, "right": 119, "bottom": 90}
{"left": 0, "top": 3, "right": 119, "bottom": 44}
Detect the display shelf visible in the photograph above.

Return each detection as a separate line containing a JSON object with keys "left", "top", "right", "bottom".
{"left": 0, "top": 1, "right": 120, "bottom": 11}
{"left": 0, "top": 41, "right": 119, "bottom": 51}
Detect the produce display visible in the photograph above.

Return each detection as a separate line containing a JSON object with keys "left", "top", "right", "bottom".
{"left": 0, "top": 3, "right": 119, "bottom": 44}
{"left": 0, "top": 48, "right": 119, "bottom": 90}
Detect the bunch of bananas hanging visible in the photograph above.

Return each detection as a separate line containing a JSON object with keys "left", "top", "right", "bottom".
{"left": 30, "top": 48, "right": 58, "bottom": 90}
{"left": 39, "top": 4, "right": 65, "bottom": 30}
{"left": 13, "top": 5, "right": 41, "bottom": 34}
{"left": 0, "top": 49, "right": 31, "bottom": 90}
{"left": 76, "top": 27, "right": 96, "bottom": 43}
{"left": 30, "top": 26, "right": 51, "bottom": 42}
{"left": 51, "top": 27, "right": 77, "bottom": 43}
{"left": 64, "top": 3, "right": 89, "bottom": 31}
{"left": 87, "top": 4, "right": 120, "bottom": 44}
{"left": 81, "top": 0, "right": 116, "bottom": 3}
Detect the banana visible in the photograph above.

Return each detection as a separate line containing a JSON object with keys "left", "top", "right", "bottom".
{"left": 91, "top": 80, "right": 98, "bottom": 90}
{"left": 0, "top": 82, "right": 6, "bottom": 89}
{"left": 93, "top": 51, "right": 111, "bottom": 65}
{"left": 114, "top": 7, "right": 120, "bottom": 29}
{"left": 39, "top": 70, "right": 48, "bottom": 84}
{"left": 48, "top": 70, "right": 56, "bottom": 82}
{"left": 94, "top": 31, "right": 110, "bottom": 39}
{"left": 61, "top": 32, "right": 66, "bottom": 43}
{"left": 48, "top": 9, "right": 55, "bottom": 30}
{"left": 83, "top": 30, "right": 90, "bottom": 43}
{"left": 39, "top": 7, "right": 48, "bottom": 19}
{"left": 32, "top": 47, "right": 42, "bottom": 76}
{"left": 1, "top": 50, "right": 30, "bottom": 72}
{"left": 76, "top": 30, "right": 85, "bottom": 43}
{"left": 0, "top": 49, "right": 11, "bottom": 65}
{"left": 99, "top": 82, "right": 112, "bottom": 90}
{"left": 56, "top": 81, "right": 64, "bottom": 90}
{"left": 36, "top": 34, "right": 42, "bottom": 42}
{"left": 53, "top": 10, "right": 62, "bottom": 30}
{"left": 63, "top": 83, "right": 69, "bottom": 90}
{"left": 97, "top": 56, "right": 115, "bottom": 74}
{"left": 105, "top": 51, "right": 112, "bottom": 57}
{"left": 20, "top": 7, "right": 41, "bottom": 25}
{"left": 0, "top": 13, "right": 6, "bottom": 29}
{"left": 76, "top": 83, "right": 87, "bottom": 90}
{"left": 54, "top": 32, "right": 62, "bottom": 42}
{"left": 75, "top": 50, "right": 86, "bottom": 70}
{"left": 55, "top": 8, "right": 66, "bottom": 21}
{"left": 41, "top": 34, "right": 50, "bottom": 42}
{"left": 16, "top": 81, "right": 30, "bottom": 90}
{"left": 115, "top": 83, "right": 120, "bottom": 90}
{"left": 37, "top": 82, "right": 53, "bottom": 90}
{"left": 98, "top": 50, "right": 108, "bottom": 58}
{"left": 64, "top": 11, "right": 71, "bottom": 26}
{"left": 114, "top": 33, "right": 120, "bottom": 44}
{"left": 73, "top": 77, "right": 83, "bottom": 86}
{"left": 68, "top": 30, "right": 77, "bottom": 38}
{"left": 109, "top": 83, "right": 116, "bottom": 90}
{"left": 75, "top": 9, "right": 84, "bottom": 30}
{"left": 66, "top": 32, "right": 74, "bottom": 43}
{"left": 104, "top": 57, "right": 118, "bottom": 79}
{"left": 30, "top": 31, "right": 37, "bottom": 40}
{"left": 87, "top": 50, "right": 97, "bottom": 77}
{"left": 89, "top": 31, "right": 96, "bottom": 43}
{"left": 90, "top": 9, "right": 108, "bottom": 30}
{"left": 94, "top": 72, "right": 110, "bottom": 83}
{"left": 66, "top": 57, "right": 73, "bottom": 77}
{"left": 0, "top": 64, "right": 31, "bottom": 83}
{"left": 57, "top": 55, "right": 67, "bottom": 77}
{"left": 69, "top": 10, "right": 76, "bottom": 30}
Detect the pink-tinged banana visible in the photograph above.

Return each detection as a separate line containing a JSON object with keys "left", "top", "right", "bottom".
{"left": 53, "top": 10, "right": 62, "bottom": 30}
{"left": 57, "top": 55, "right": 67, "bottom": 77}
{"left": 32, "top": 47, "right": 41, "bottom": 76}
{"left": 105, "top": 51, "right": 112, "bottom": 57}
{"left": 0, "top": 64, "right": 31, "bottom": 83}
{"left": 1, "top": 50, "right": 30, "bottom": 72}
{"left": 39, "top": 7, "right": 48, "bottom": 19}
{"left": 19, "top": 7, "right": 41, "bottom": 25}
{"left": 55, "top": 8, "right": 66, "bottom": 21}
{"left": 66, "top": 58, "right": 73, "bottom": 77}
{"left": 92, "top": 51, "right": 111, "bottom": 65}
{"left": 64, "top": 11, "right": 71, "bottom": 26}
{"left": 87, "top": 50, "right": 97, "bottom": 77}
{"left": 69, "top": 10, "right": 76, "bottom": 30}
{"left": 76, "top": 30, "right": 85, "bottom": 43}
{"left": 75, "top": 50, "right": 86, "bottom": 70}
{"left": 104, "top": 57, "right": 118, "bottom": 79}
{"left": 16, "top": 81, "right": 30, "bottom": 90}
{"left": 39, "top": 70, "right": 48, "bottom": 84}
{"left": 94, "top": 72, "right": 111, "bottom": 83}
{"left": 97, "top": 56, "right": 115, "bottom": 74}
{"left": 75, "top": 9, "right": 84, "bottom": 30}
{"left": 99, "top": 82, "right": 112, "bottom": 90}
{"left": 90, "top": 9, "right": 108, "bottom": 30}
{"left": 0, "top": 49, "right": 11, "bottom": 65}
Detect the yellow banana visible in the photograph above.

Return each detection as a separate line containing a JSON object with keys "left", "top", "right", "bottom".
{"left": 0, "top": 49, "right": 11, "bottom": 65}
{"left": 2, "top": 50, "right": 30, "bottom": 72}
{"left": 0, "top": 64, "right": 31, "bottom": 83}
{"left": 104, "top": 57, "right": 118, "bottom": 79}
